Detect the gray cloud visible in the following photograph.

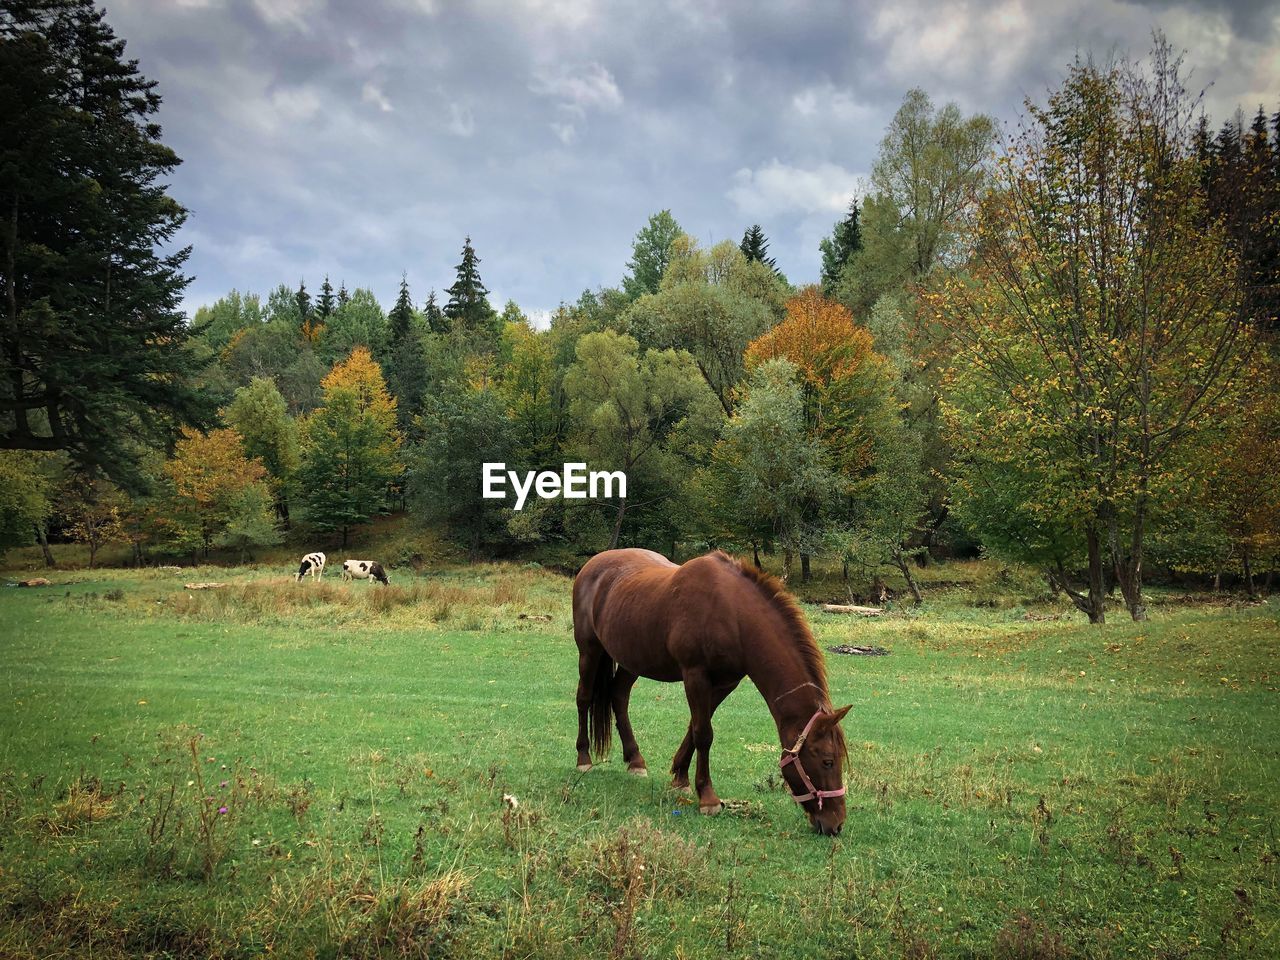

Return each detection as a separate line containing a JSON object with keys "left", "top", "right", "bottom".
{"left": 103, "top": 0, "right": 1279, "bottom": 317}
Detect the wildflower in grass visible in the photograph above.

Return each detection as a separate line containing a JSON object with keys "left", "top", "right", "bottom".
{"left": 218, "top": 806, "right": 228, "bottom": 814}
{"left": 219, "top": 780, "right": 228, "bottom": 788}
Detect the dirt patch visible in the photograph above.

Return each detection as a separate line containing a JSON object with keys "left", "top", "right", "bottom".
{"left": 827, "top": 644, "right": 891, "bottom": 656}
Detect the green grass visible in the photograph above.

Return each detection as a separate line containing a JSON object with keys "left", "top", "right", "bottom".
{"left": 0, "top": 560, "right": 1277, "bottom": 958}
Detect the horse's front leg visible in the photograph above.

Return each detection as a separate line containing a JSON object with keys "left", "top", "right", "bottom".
{"left": 671, "top": 677, "right": 739, "bottom": 795}
{"left": 682, "top": 668, "right": 723, "bottom": 815}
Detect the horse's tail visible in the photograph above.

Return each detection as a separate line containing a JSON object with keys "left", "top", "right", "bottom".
{"left": 588, "top": 652, "right": 615, "bottom": 761}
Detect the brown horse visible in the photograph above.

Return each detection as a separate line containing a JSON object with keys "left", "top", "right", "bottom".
{"left": 572, "top": 548, "right": 852, "bottom": 835}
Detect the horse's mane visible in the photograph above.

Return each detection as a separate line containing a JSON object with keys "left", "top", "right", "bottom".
{"left": 713, "top": 551, "right": 828, "bottom": 699}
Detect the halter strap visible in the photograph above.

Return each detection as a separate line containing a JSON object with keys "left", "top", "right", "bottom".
{"left": 779, "top": 708, "right": 846, "bottom": 811}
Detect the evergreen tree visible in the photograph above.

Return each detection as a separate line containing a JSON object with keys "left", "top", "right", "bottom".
{"left": 408, "top": 387, "right": 516, "bottom": 557}
{"left": 819, "top": 199, "right": 863, "bottom": 295}
{"left": 316, "top": 276, "right": 337, "bottom": 318}
{"left": 1201, "top": 108, "right": 1280, "bottom": 334}
{"left": 388, "top": 277, "right": 415, "bottom": 343}
{"left": 443, "top": 237, "right": 497, "bottom": 340}
{"left": 0, "top": 0, "right": 212, "bottom": 488}
{"left": 423, "top": 290, "right": 449, "bottom": 334}
{"left": 295, "top": 280, "right": 313, "bottom": 323}
{"left": 739, "top": 224, "right": 778, "bottom": 270}
{"left": 385, "top": 276, "right": 429, "bottom": 434}
{"left": 337, "top": 282, "right": 351, "bottom": 309}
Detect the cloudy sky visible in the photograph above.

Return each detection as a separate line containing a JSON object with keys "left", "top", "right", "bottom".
{"left": 105, "top": 0, "right": 1280, "bottom": 322}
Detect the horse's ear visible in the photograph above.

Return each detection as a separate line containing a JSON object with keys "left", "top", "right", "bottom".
{"left": 830, "top": 704, "right": 852, "bottom": 724}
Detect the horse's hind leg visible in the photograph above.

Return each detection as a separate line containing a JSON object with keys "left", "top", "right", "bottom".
{"left": 612, "top": 668, "right": 647, "bottom": 776}
{"left": 574, "top": 644, "right": 603, "bottom": 771}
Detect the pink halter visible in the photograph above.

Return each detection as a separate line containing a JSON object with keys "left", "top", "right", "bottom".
{"left": 780, "top": 708, "right": 847, "bottom": 811}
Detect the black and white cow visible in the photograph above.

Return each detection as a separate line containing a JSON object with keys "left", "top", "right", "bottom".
{"left": 295, "top": 551, "right": 326, "bottom": 582}
{"left": 342, "top": 559, "right": 390, "bottom": 585}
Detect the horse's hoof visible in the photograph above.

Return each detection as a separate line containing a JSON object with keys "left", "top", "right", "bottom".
{"left": 672, "top": 783, "right": 693, "bottom": 796}
{"left": 699, "top": 802, "right": 724, "bottom": 816}
{"left": 627, "top": 765, "right": 648, "bottom": 777}
{"left": 576, "top": 763, "right": 592, "bottom": 772}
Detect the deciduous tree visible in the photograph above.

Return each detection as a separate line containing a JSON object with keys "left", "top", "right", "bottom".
{"left": 223, "top": 378, "right": 300, "bottom": 523}
{"left": 936, "top": 47, "right": 1248, "bottom": 622}
{"left": 296, "top": 348, "right": 401, "bottom": 546}
{"left": 162, "top": 427, "right": 275, "bottom": 561}
{"left": 622, "top": 210, "right": 683, "bottom": 301}
{"left": 564, "top": 330, "right": 720, "bottom": 549}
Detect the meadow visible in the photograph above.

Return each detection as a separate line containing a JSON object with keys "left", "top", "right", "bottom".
{"left": 0, "top": 556, "right": 1276, "bottom": 959}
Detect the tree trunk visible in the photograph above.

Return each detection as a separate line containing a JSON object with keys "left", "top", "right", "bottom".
{"left": 894, "top": 553, "right": 923, "bottom": 604}
{"left": 1112, "top": 549, "right": 1146, "bottom": 621}
{"left": 1213, "top": 569, "right": 1222, "bottom": 593}
{"left": 783, "top": 548, "right": 794, "bottom": 580}
{"left": 800, "top": 552, "right": 811, "bottom": 582}
{"left": 1086, "top": 526, "right": 1107, "bottom": 623}
{"left": 1106, "top": 490, "right": 1148, "bottom": 622}
{"left": 608, "top": 499, "right": 627, "bottom": 551}
{"left": 1048, "top": 527, "right": 1106, "bottom": 623}
{"left": 1243, "top": 550, "right": 1256, "bottom": 599}
{"left": 752, "top": 541, "right": 761, "bottom": 570}
{"left": 33, "top": 524, "right": 55, "bottom": 568}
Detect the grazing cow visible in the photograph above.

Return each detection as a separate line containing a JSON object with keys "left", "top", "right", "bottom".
{"left": 295, "top": 552, "right": 326, "bottom": 582}
{"left": 342, "top": 559, "right": 390, "bottom": 585}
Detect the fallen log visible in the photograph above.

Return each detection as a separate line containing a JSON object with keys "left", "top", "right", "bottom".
{"left": 18, "top": 577, "right": 52, "bottom": 587}
{"left": 821, "top": 603, "right": 883, "bottom": 616}
{"left": 184, "top": 582, "right": 227, "bottom": 590}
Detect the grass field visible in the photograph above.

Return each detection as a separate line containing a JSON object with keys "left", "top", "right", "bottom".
{"left": 0, "top": 558, "right": 1277, "bottom": 958}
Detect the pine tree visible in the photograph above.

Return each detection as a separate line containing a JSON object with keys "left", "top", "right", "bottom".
{"left": 295, "top": 280, "right": 313, "bottom": 322}
{"left": 1202, "top": 110, "right": 1280, "bottom": 333}
{"left": 423, "top": 290, "right": 449, "bottom": 334}
{"left": 819, "top": 199, "right": 863, "bottom": 295}
{"left": 337, "top": 282, "right": 351, "bottom": 309}
{"left": 739, "top": 224, "right": 777, "bottom": 269}
{"left": 385, "top": 277, "right": 429, "bottom": 433}
{"left": 388, "top": 276, "right": 415, "bottom": 342}
{"left": 444, "top": 237, "right": 497, "bottom": 341}
{"left": 317, "top": 276, "right": 336, "bottom": 318}
{"left": 0, "top": 0, "right": 212, "bottom": 488}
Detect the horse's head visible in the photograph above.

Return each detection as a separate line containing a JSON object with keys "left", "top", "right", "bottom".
{"left": 780, "top": 704, "right": 852, "bottom": 836}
